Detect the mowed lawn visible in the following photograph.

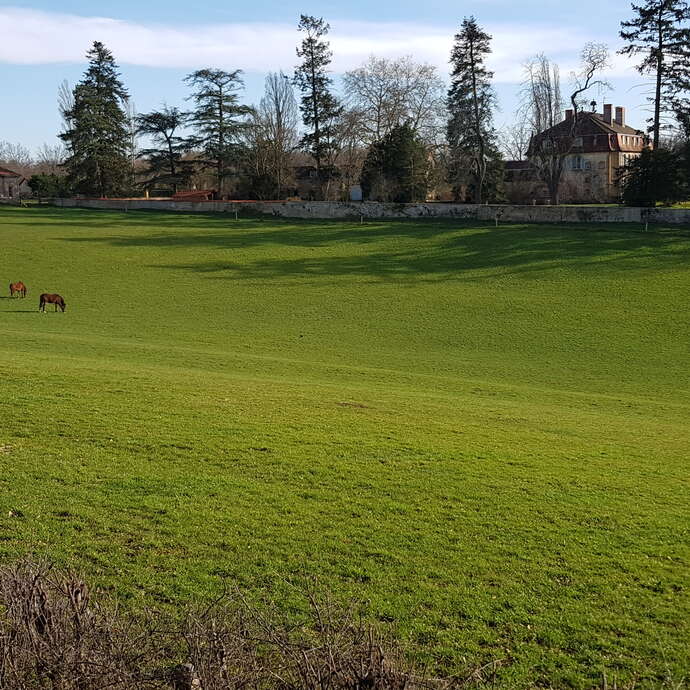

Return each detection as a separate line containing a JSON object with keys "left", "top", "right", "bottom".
{"left": 0, "top": 206, "right": 688, "bottom": 688}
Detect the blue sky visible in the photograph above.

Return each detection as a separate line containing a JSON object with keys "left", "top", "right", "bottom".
{"left": 1, "top": 0, "right": 651, "bottom": 152}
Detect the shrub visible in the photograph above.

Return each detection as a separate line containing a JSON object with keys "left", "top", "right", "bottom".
{"left": 620, "top": 148, "right": 685, "bottom": 207}
{"left": 28, "top": 174, "right": 72, "bottom": 199}
{"left": 361, "top": 125, "right": 430, "bottom": 203}
{"left": 0, "top": 560, "right": 464, "bottom": 689}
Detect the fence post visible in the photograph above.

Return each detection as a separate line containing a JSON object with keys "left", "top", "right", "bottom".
{"left": 641, "top": 208, "right": 650, "bottom": 232}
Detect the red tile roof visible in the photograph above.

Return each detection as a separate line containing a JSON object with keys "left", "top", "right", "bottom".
{"left": 529, "top": 111, "right": 648, "bottom": 155}
{"left": 0, "top": 165, "right": 23, "bottom": 178}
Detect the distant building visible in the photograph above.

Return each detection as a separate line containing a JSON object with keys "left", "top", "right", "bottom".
{"left": 292, "top": 164, "right": 342, "bottom": 201}
{"left": 505, "top": 104, "right": 649, "bottom": 204}
{"left": 0, "top": 166, "right": 29, "bottom": 198}
{"left": 503, "top": 160, "right": 536, "bottom": 203}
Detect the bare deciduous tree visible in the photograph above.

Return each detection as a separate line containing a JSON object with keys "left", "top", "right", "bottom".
{"left": 123, "top": 98, "right": 138, "bottom": 189}
{"left": 0, "top": 141, "right": 34, "bottom": 176}
{"left": 522, "top": 55, "right": 563, "bottom": 138}
{"left": 520, "top": 44, "right": 609, "bottom": 203}
{"left": 253, "top": 71, "right": 299, "bottom": 198}
{"left": 343, "top": 56, "right": 445, "bottom": 146}
{"left": 498, "top": 121, "right": 532, "bottom": 161}
{"left": 569, "top": 42, "right": 611, "bottom": 116}
{"left": 35, "top": 143, "right": 66, "bottom": 175}
{"left": 57, "top": 79, "right": 74, "bottom": 135}
{"left": 332, "top": 108, "right": 368, "bottom": 198}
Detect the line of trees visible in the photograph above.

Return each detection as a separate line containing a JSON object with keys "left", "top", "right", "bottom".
{"left": 618, "top": 0, "right": 690, "bottom": 205}
{"left": 47, "top": 15, "right": 490, "bottom": 203}
{"left": 4, "top": 3, "right": 687, "bottom": 205}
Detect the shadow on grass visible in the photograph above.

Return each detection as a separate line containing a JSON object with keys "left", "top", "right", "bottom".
{"left": 63, "top": 226, "right": 690, "bottom": 283}
{"left": 7, "top": 206, "right": 690, "bottom": 283}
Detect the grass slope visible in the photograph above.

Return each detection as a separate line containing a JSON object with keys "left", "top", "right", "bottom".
{"left": 1, "top": 207, "right": 688, "bottom": 688}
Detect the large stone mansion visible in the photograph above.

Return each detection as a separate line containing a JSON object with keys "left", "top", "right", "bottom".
{"left": 505, "top": 104, "right": 648, "bottom": 204}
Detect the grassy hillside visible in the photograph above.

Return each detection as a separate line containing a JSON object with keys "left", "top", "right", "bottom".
{"left": 0, "top": 206, "right": 688, "bottom": 688}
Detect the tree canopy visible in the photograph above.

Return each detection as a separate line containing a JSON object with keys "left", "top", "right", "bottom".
{"left": 136, "top": 106, "right": 193, "bottom": 193}
{"left": 293, "top": 15, "right": 343, "bottom": 198}
{"left": 184, "top": 69, "right": 252, "bottom": 195}
{"left": 620, "top": 0, "right": 690, "bottom": 148}
{"left": 360, "top": 123, "right": 429, "bottom": 202}
{"left": 446, "top": 17, "right": 502, "bottom": 203}
{"left": 620, "top": 146, "right": 685, "bottom": 205}
{"left": 60, "top": 41, "right": 131, "bottom": 197}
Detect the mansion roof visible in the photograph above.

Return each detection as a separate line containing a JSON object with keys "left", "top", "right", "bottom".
{"left": 0, "top": 165, "right": 24, "bottom": 178}
{"left": 530, "top": 106, "right": 648, "bottom": 155}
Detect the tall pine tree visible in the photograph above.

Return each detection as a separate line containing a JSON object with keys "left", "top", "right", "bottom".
{"left": 293, "top": 15, "right": 342, "bottom": 200}
{"left": 184, "top": 69, "right": 252, "bottom": 197}
{"left": 60, "top": 42, "right": 131, "bottom": 197}
{"left": 620, "top": 0, "right": 690, "bottom": 149}
{"left": 136, "top": 106, "right": 193, "bottom": 194}
{"left": 446, "top": 17, "right": 502, "bottom": 203}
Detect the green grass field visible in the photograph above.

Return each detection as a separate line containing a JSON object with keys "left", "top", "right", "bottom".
{"left": 1, "top": 206, "right": 688, "bottom": 688}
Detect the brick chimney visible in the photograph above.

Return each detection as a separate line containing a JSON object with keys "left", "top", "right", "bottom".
{"left": 603, "top": 104, "right": 613, "bottom": 124}
{"left": 615, "top": 106, "right": 625, "bottom": 126}
{"left": 564, "top": 109, "right": 574, "bottom": 120}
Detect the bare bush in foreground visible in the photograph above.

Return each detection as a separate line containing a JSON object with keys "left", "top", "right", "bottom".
{"left": 0, "top": 560, "right": 461, "bottom": 689}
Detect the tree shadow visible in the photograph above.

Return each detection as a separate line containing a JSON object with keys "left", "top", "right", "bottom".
{"left": 9, "top": 206, "right": 690, "bottom": 283}
{"left": 147, "top": 226, "right": 690, "bottom": 284}
{"left": 57, "top": 217, "right": 471, "bottom": 250}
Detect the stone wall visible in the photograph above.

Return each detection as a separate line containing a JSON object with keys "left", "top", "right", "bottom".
{"left": 51, "top": 198, "right": 690, "bottom": 225}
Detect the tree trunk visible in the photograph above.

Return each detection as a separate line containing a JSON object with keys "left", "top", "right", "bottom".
{"left": 168, "top": 136, "right": 178, "bottom": 194}
{"left": 653, "top": 13, "right": 664, "bottom": 150}
{"left": 469, "top": 40, "right": 486, "bottom": 204}
{"left": 309, "top": 46, "right": 322, "bottom": 200}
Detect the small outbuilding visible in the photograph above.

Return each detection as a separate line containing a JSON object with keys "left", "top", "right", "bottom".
{"left": 0, "top": 166, "right": 29, "bottom": 198}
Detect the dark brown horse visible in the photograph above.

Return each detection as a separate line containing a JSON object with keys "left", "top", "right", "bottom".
{"left": 39, "top": 293, "right": 66, "bottom": 312}
{"left": 9, "top": 282, "right": 27, "bottom": 298}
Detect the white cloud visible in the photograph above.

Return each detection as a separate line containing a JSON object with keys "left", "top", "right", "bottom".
{"left": 0, "top": 6, "right": 638, "bottom": 82}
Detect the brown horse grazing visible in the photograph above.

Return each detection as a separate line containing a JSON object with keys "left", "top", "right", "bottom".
{"left": 9, "top": 282, "right": 27, "bottom": 298}
{"left": 39, "top": 293, "right": 66, "bottom": 312}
